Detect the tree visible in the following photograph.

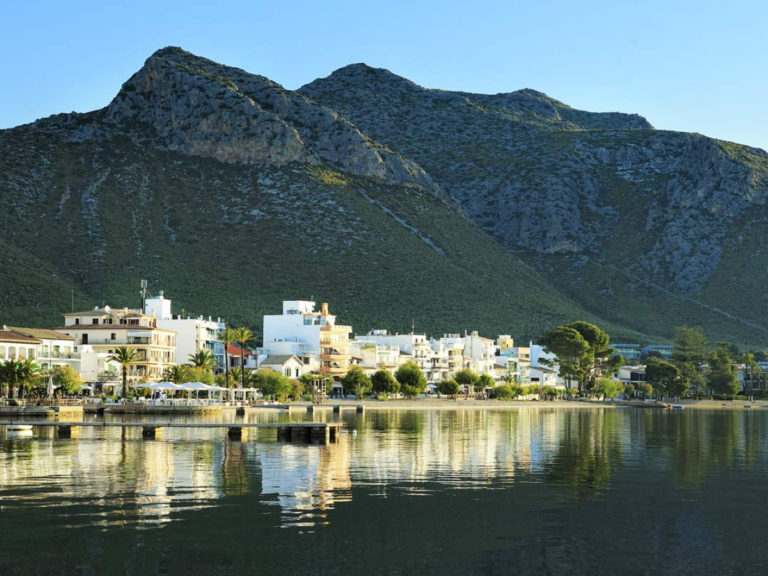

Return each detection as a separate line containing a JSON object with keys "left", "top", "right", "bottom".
{"left": 454, "top": 369, "right": 479, "bottom": 396}
{"left": 478, "top": 373, "right": 495, "bottom": 392}
{"left": 253, "top": 368, "right": 292, "bottom": 401}
{"left": 341, "top": 366, "right": 372, "bottom": 399}
{"left": 593, "top": 377, "right": 620, "bottom": 400}
{"left": 741, "top": 352, "right": 763, "bottom": 396}
{"left": 637, "top": 382, "right": 654, "bottom": 399}
{"left": 107, "top": 346, "right": 139, "bottom": 400}
{"left": 538, "top": 326, "right": 590, "bottom": 391}
{"left": 567, "top": 321, "right": 616, "bottom": 391}
{"left": 163, "top": 365, "right": 185, "bottom": 384}
{"left": 489, "top": 383, "right": 521, "bottom": 400}
{"left": 371, "top": 369, "right": 399, "bottom": 398}
{"left": 218, "top": 326, "right": 236, "bottom": 389}
{"left": 394, "top": 361, "right": 427, "bottom": 398}
{"left": 707, "top": 345, "right": 739, "bottom": 398}
{"left": 181, "top": 366, "right": 215, "bottom": 385}
{"left": 301, "top": 372, "right": 333, "bottom": 395}
{"left": 672, "top": 325, "right": 707, "bottom": 396}
{"left": 645, "top": 357, "right": 686, "bottom": 399}
{"left": 623, "top": 382, "right": 636, "bottom": 398}
{"left": 1, "top": 358, "right": 40, "bottom": 400}
{"left": 51, "top": 365, "right": 82, "bottom": 396}
{"left": 188, "top": 349, "right": 215, "bottom": 371}
{"left": 437, "top": 379, "right": 460, "bottom": 398}
{"left": 232, "top": 326, "right": 254, "bottom": 389}
{"left": 289, "top": 379, "right": 304, "bottom": 401}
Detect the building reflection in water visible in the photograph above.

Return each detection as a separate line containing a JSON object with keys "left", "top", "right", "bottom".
{"left": 4, "top": 409, "right": 766, "bottom": 531}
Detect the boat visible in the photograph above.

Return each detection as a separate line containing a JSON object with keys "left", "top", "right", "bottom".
{"left": 6, "top": 424, "right": 33, "bottom": 432}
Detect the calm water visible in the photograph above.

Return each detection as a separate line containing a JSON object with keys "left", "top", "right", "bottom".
{"left": 2, "top": 407, "right": 768, "bottom": 575}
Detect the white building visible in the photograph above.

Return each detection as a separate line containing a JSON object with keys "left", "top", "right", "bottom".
{"left": 6, "top": 327, "right": 80, "bottom": 373}
{"left": 349, "top": 338, "right": 402, "bottom": 375}
{"left": 144, "top": 292, "right": 226, "bottom": 372}
{"left": 462, "top": 331, "right": 498, "bottom": 376}
{"left": 356, "top": 330, "right": 433, "bottom": 377}
{"left": 263, "top": 301, "right": 351, "bottom": 377}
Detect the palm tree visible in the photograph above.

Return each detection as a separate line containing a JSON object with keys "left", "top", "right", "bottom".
{"left": 162, "top": 364, "right": 185, "bottom": 384}
{"left": 218, "top": 327, "right": 236, "bottom": 389}
{"left": 0, "top": 358, "right": 39, "bottom": 401}
{"left": 188, "top": 349, "right": 215, "bottom": 371}
{"left": 108, "top": 346, "right": 139, "bottom": 400}
{"left": 232, "top": 326, "right": 254, "bottom": 388}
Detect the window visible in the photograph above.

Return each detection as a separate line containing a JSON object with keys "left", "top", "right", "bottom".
{"left": 75, "top": 318, "right": 80, "bottom": 325}
{"left": 82, "top": 334, "right": 88, "bottom": 345}
{"left": 111, "top": 333, "right": 116, "bottom": 340}
{"left": 92, "top": 318, "right": 99, "bottom": 325}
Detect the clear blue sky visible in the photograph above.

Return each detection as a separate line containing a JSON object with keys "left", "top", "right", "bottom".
{"left": 2, "top": 0, "right": 766, "bottom": 151}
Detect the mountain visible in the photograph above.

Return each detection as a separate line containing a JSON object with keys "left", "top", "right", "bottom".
{"left": 0, "top": 47, "right": 623, "bottom": 344}
{"left": 301, "top": 64, "right": 768, "bottom": 349}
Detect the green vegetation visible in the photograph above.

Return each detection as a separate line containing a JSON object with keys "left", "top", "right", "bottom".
{"left": 437, "top": 378, "right": 459, "bottom": 398}
{"left": 0, "top": 358, "right": 40, "bottom": 400}
{"left": 51, "top": 365, "right": 82, "bottom": 396}
{"left": 394, "top": 361, "right": 427, "bottom": 398}
{"left": 107, "top": 346, "right": 139, "bottom": 400}
{"left": 371, "top": 369, "right": 399, "bottom": 398}
{"left": 253, "top": 368, "right": 291, "bottom": 401}
{"left": 341, "top": 366, "right": 372, "bottom": 399}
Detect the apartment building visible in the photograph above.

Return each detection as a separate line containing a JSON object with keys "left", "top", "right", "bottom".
{"left": 263, "top": 301, "right": 351, "bottom": 377}
{"left": 55, "top": 306, "right": 176, "bottom": 385}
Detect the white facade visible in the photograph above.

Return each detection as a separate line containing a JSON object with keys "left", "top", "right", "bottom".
{"left": 462, "top": 331, "right": 498, "bottom": 376}
{"left": 263, "top": 300, "right": 326, "bottom": 356}
{"left": 359, "top": 330, "right": 433, "bottom": 376}
{"left": 144, "top": 292, "right": 226, "bottom": 371}
{"left": 262, "top": 300, "right": 352, "bottom": 376}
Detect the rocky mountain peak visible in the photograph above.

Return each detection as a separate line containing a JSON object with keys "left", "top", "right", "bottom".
{"left": 100, "top": 47, "right": 438, "bottom": 190}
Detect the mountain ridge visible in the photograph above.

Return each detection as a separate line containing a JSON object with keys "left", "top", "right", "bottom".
{"left": 2, "top": 47, "right": 768, "bottom": 348}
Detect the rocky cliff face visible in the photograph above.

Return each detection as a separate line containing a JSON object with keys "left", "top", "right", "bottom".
{"left": 54, "top": 48, "right": 438, "bottom": 193}
{"left": 301, "top": 64, "right": 768, "bottom": 295}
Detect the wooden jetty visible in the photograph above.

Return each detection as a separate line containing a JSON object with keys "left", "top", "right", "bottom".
{"left": 1, "top": 421, "right": 342, "bottom": 444}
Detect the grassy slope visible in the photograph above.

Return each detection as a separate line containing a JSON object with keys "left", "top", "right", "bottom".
{"left": 0, "top": 133, "right": 644, "bottom": 344}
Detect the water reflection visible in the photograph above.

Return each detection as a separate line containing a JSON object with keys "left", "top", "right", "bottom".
{"left": 2, "top": 408, "right": 768, "bottom": 533}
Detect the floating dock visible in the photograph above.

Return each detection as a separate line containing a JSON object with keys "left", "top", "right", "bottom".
{"left": 1, "top": 421, "right": 342, "bottom": 444}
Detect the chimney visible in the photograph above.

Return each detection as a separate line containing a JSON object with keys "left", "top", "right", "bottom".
{"left": 321, "top": 302, "right": 329, "bottom": 316}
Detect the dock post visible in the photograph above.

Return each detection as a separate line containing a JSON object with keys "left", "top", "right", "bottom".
{"left": 290, "top": 426, "right": 310, "bottom": 443}
{"left": 356, "top": 404, "right": 365, "bottom": 414}
{"left": 57, "top": 425, "right": 79, "bottom": 439}
{"left": 235, "top": 407, "right": 246, "bottom": 417}
{"left": 310, "top": 425, "right": 329, "bottom": 444}
{"left": 277, "top": 426, "right": 290, "bottom": 442}
{"left": 142, "top": 426, "right": 161, "bottom": 439}
{"left": 329, "top": 425, "right": 338, "bottom": 443}
{"left": 333, "top": 405, "right": 341, "bottom": 414}
{"left": 227, "top": 427, "right": 247, "bottom": 441}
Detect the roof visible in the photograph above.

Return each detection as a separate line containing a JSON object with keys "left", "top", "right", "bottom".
{"left": 9, "top": 327, "right": 75, "bottom": 341}
{"left": 52, "top": 325, "right": 175, "bottom": 333}
{"left": 261, "top": 354, "right": 301, "bottom": 365}
{"left": 0, "top": 330, "right": 41, "bottom": 344}
{"left": 227, "top": 344, "right": 253, "bottom": 356}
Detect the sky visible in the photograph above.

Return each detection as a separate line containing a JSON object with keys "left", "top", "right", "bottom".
{"left": 2, "top": 0, "right": 766, "bottom": 151}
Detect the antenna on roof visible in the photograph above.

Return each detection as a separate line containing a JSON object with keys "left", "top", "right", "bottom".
{"left": 140, "top": 279, "right": 150, "bottom": 312}
{"left": 412, "top": 318, "right": 415, "bottom": 334}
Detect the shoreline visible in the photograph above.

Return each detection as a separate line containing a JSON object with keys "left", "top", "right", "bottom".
{"left": 280, "top": 398, "right": 768, "bottom": 411}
